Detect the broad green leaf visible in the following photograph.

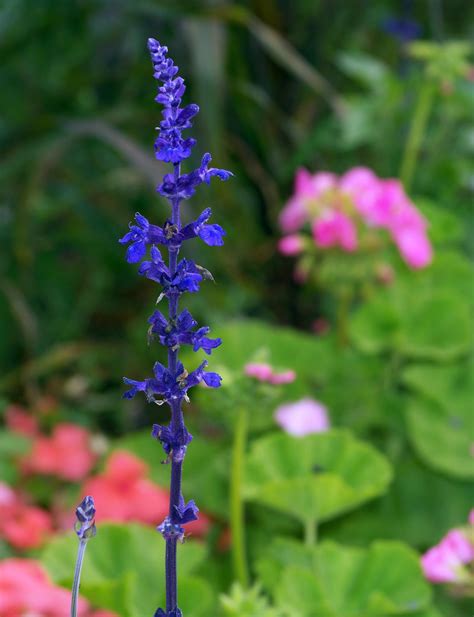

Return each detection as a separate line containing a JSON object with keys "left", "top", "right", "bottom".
{"left": 324, "top": 450, "right": 474, "bottom": 548}
{"left": 41, "top": 523, "right": 214, "bottom": 617}
{"left": 258, "top": 538, "right": 432, "bottom": 617}
{"left": 405, "top": 396, "right": 473, "bottom": 479}
{"left": 351, "top": 289, "right": 471, "bottom": 360}
{"left": 402, "top": 360, "right": 473, "bottom": 412}
{"left": 244, "top": 430, "right": 392, "bottom": 525}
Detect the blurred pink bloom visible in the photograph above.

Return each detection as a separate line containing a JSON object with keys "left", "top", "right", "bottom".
{"left": 278, "top": 234, "right": 304, "bottom": 256}
{"left": 269, "top": 370, "right": 296, "bottom": 385}
{"left": 421, "top": 529, "right": 474, "bottom": 583}
{"left": 279, "top": 169, "right": 337, "bottom": 232}
{"left": 274, "top": 398, "right": 330, "bottom": 436}
{"left": 24, "top": 423, "right": 97, "bottom": 481}
{"left": 82, "top": 451, "right": 210, "bottom": 537}
{"left": 469, "top": 509, "right": 474, "bottom": 525}
{"left": 5, "top": 404, "right": 38, "bottom": 437}
{"left": 244, "top": 363, "right": 274, "bottom": 381}
{"left": 0, "top": 482, "right": 53, "bottom": 550}
{"left": 312, "top": 211, "right": 358, "bottom": 252}
{"left": 0, "top": 558, "right": 89, "bottom": 616}
{"left": 244, "top": 363, "right": 296, "bottom": 385}
{"left": 280, "top": 166, "right": 433, "bottom": 270}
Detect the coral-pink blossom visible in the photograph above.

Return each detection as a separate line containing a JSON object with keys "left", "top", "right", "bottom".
{"left": 24, "top": 423, "right": 97, "bottom": 481}
{"left": 0, "top": 558, "right": 89, "bottom": 616}
{"left": 421, "top": 529, "right": 474, "bottom": 584}
{"left": 274, "top": 398, "right": 330, "bottom": 436}
{"left": 5, "top": 404, "right": 39, "bottom": 437}
{"left": 0, "top": 482, "right": 53, "bottom": 550}
{"left": 81, "top": 451, "right": 211, "bottom": 537}
{"left": 312, "top": 211, "right": 358, "bottom": 252}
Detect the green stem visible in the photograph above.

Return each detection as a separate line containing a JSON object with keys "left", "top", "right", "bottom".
{"left": 336, "top": 288, "right": 351, "bottom": 347}
{"left": 230, "top": 405, "right": 249, "bottom": 587}
{"left": 71, "top": 539, "right": 87, "bottom": 617}
{"left": 305, "top": 518, "right": 317, "bottom": 547}
{"left": 399, "top": 80, "right": 436, "bottom": 192}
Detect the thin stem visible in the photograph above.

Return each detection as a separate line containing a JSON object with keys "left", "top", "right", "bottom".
{"left": 71, "top": 539, "right": 87, "bottom": 617}
{"left": 399, "top": 80, "right": 436, "bottom": 193}
{"left": 165, "top": 161, "right": 184, "bottom": 614}
{"left": 230, "top": 405, "right": 249, "bottom": 587}
{"left": 304, "top": 518, "right": 317, "bottom": 547}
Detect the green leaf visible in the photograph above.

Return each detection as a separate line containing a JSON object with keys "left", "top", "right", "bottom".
{"left": 244, "top": 430, "right": 392, "bottom": 525}
{"left": 41, "top": 523, "right": 214, "bottom": 617}
{"left": 351, "top": 288, "right": 471, "bottom": 360}
{"left": 337, "top": 52, "right": 390, "bottom": 92}
{"left": 402, "top": 360, "right": 473, "bottom": 412}
{"left": 258, "top": 538, "right": 432, "bottom": 617}
{"left": 405, "top": 395, "right": 473, "bottom": 480}
{"left": 324, "top": 449, "right": 474, "bottom": 549}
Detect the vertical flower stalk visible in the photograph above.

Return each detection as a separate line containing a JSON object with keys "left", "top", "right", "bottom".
{"left": 120, "top": 39, "right": 232, "bottom": 616}
{"left": 71, "top": 496, "right": 96, "bottom": 617}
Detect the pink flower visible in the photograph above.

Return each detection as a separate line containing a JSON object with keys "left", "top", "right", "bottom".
{"left": 278, "top": 234, "right": 304, "bottom": 256}
{"left": 244, "top": 363, "right": 296, "bottom": 385}
{"left": 279, "top": 169, "right": 337, "bottom": 232}
{"left": 0, "top": 482, "right": 53, "bottom": 550}
{"left": 392, "top": 226, "right": 433, "bottom": 269}
{"left": 269, "top": 370, "right": 296, "bottom": 385}
{"left": 421, "top": 529, "right": 474, "bottom": 583}
{"left": 81, "top": 451, "right": 211, "bottom": 537}
{"left": 24, "top": 423, "right": 97, "bottom": 481}
{"left": 312, "top": 211, "right": 358, "bottom": 252}
{"left": 5, "top": 405, "right": 38, "bottom": 437}
{"left": 469, "top": 509, "right": 474, "bottom": 525}
{"left": 274, "top": 398, "right": 330, "bottom": 436}
{"left": 244, "top": 363, "right": 274, "bottom": 382}
{"left": 0, "top": 558, "right": 89, "bottom": 616}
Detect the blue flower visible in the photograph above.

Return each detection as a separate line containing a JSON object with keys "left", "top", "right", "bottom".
{"left": 148, "top": 308, "right": 222, "bottom": 354}
{"left": 155, "top": 610, "right": 182, "bottom": 617}
{"left": 152, "top": 423, "right": 192, "bottom": 458}
{"left": 74, "top": 495, "right": 96, "bottom": 540}
{"left": 173, "top": 496, "right": 199, "bottom": 525}
{"left": 138, "top": 247, "right": 204, "bottom": 296}
{"left": 119, "top": 213, "right": 166, "bottom": 263}
{"left": 123, "top": 360, "right": 221, "bottom": 404}
{"left": 158, "top": 153, "right": 233, "bottom": 200}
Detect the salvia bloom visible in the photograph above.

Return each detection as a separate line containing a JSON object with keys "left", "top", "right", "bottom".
{"left": 120, "top": 38, "right": 232, "bottom": 616}
{"left": 71, "top": 496, "right": 97, "bottom": 617}
{"left": 279, "top": 167, "right": 433, "bottom": 269}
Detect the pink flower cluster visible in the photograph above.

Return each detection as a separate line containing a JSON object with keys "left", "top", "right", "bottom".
{"left": 421, "top": 511, "right": 474, "bottom": 584}
{"left": 274, "top": 398, "right": 330, "bottom": 437}
{"left": 0, "top": 558, "right": 117, "bottom": 617}
{"left": 82, "top": 451, "right": 210, "bottom": 537}
{"left": 0, "top": 482, "right": 52, "bottom": 550}
{"left": 22, "top": 423, "right": 97, "bottom": 481}
{"left": 279, "top": 167, "right": 432, "bottom": 269}
{"left": 244, "top": 363, "right": 296, "bottom": 385}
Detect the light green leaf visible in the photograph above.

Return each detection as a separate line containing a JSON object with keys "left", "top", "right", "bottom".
{"left": 258, "top": 538, "right": 432, "bottom": 617}
{"left": 405, "top": 395, "right": 473, "bottom": 480}
{"left": 244, "top": 430, "right": 392, "bottom": 525}
{"left": 351, "top": 289, "right": 471, "bottom": 360}
{"left": 41, "top": 523, "right": 213, "bottom": 617}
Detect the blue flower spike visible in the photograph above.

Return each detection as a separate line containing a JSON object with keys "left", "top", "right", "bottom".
{"left": 120, "top": 38, "right": 232, "bottom": 616}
